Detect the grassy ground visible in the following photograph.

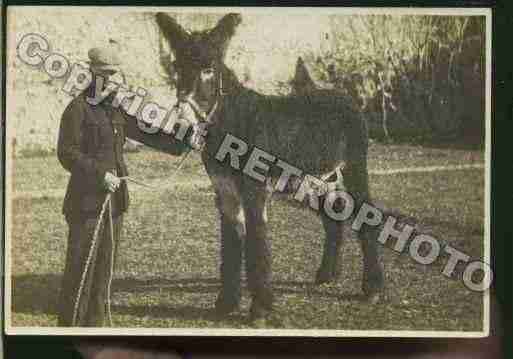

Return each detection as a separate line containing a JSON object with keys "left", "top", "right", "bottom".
{"left": 9, "top": 143, "right": 486, "bottom": 331}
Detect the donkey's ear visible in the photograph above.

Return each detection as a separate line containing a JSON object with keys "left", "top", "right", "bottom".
{"left": 291, "top": 57, "right": 317, "bottom": 95}
{"left": 208, "top": 13, "right": 242, "bottom": 55}
{"left": 156, "top": 13, "right": 190, "bottom": 53}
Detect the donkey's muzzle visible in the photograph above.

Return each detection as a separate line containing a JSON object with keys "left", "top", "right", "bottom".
{"left": 168, "top": 101, "right": 208, "bottom": 151}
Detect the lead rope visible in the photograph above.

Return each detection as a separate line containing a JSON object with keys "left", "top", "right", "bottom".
{"left": 106, "top": 194, "right": 115, "bottom": 326}
{"left": 178, "top": 96, "right": 219, "bottom": 169}
{"left": 71, "top": 193, "right": 112, "bottom": 326}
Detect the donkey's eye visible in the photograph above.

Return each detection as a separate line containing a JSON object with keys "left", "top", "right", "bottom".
{"left": 201, "top": 68, "right": 215, "bottom": 79}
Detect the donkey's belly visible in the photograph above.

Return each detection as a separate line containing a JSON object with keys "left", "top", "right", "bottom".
{"left": 252, "top": 114, "right": 348, "bottom": 178}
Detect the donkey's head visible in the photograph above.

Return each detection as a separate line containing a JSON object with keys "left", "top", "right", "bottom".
{"left": 156, "top": 13, "right": 242, "bottom": 125}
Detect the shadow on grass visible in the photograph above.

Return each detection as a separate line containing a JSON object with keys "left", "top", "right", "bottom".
{"left": 113, "top": 277, "right": 219, "bottom": 295}
{"left": 12, "top": 274, "right": 366, "bottom": 321}
{"left": 11, "top": 273, "right": 62, "bottom": 315}
{"left": 112, "top": 277, "right": 366, "bottom": 301}
{"left": 112, "top": 303, "right": 246, "bottom": 323}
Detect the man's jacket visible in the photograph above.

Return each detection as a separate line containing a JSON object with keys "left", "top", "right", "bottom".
{"left": 57, "top": 90, "right": 187, "bottom": 221}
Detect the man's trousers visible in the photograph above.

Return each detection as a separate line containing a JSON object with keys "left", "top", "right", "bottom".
{"left": 58, "top": 213, "right": 123, "bottom": 327}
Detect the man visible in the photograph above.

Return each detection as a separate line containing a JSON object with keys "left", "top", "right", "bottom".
{"left": 57, "top": 45, "right": 186, "bottom": 327}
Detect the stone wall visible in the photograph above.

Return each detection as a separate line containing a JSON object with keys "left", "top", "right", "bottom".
{"left": 6, "top": 8, "right": 332, "bottom": 155}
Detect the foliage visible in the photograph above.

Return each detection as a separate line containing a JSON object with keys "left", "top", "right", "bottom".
{"left": 8, "top": 11, "right": 486, "bottom": 155}
{"left": 304, "top": 15, "right": 486, "bottom": 144}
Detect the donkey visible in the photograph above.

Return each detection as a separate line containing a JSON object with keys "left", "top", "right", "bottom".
{"left": 155, "top": 12, "right": 384, "bottom": 320}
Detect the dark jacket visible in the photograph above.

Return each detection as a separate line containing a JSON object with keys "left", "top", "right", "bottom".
{"left": 57, "top": 90, "right": 187, "bottom": 221}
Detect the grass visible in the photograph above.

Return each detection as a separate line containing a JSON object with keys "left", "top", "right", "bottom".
{"left": 8, "top": 143, "right": 486, "bottom": 332}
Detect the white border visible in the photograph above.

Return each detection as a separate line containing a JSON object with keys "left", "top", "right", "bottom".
{"left": 1, "top": 6, "right": 492, "bottom": 15}
{"left": 4, "top": 6, "right": 492, "bottom": 338}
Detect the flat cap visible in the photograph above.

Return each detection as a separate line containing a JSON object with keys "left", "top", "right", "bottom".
{"left": 87, "top": 46, "right": 121, "bottom": 66}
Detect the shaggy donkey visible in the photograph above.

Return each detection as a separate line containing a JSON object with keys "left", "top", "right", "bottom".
{"left": 155, "top": 13, "right": 384, "bottom": 320}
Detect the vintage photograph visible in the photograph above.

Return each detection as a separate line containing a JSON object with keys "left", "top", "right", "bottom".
{"left": 4, "top": 7, "right": 491, "bottom": 336}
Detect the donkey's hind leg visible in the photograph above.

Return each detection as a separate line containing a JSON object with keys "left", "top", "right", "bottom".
{"left": 343, "top": 162, "right": 385, "bottom": 302}
{"left": 315, "top": 197, "right": 345, "bottom": 284}
{"left": 212, "top": 177, "right": 245, "bottom": 315}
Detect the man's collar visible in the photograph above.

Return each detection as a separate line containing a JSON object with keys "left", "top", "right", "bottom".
{"left": 84, "top": 81, "right": 118, "bottom": 108}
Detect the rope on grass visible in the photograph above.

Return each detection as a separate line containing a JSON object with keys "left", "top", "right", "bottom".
{"left": 106, "top": 195, "right": 115, "bottom": 326}
{"left": 71, "top": 193, "right": 112, "bottom": 326}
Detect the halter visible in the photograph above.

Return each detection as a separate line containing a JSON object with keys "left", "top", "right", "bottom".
{"left": 184, "top": 96, "right": 219, "bottom": 125}
{"left": 171, "top": 67, "right": 225, "bottom": 158}
{"left": 180, "top": 65, "right": 225, "bottom": 126}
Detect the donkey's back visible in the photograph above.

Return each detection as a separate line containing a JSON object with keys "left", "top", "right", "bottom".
{"left": 213, "top": 85, "right": 367, "bottom": 177}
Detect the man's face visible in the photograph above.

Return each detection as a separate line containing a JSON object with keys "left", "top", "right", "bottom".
{"left": 90, "top": 65, "right": 125, "bottom": 85}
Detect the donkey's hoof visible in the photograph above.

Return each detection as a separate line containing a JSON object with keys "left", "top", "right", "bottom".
{"left": 214, "top": 295, "right": 240, "bottom": 316}
{"left": 315, "top": 268, "right": 338, "bottom": 285}
{"left": 362, "top": 285, "right": 385, "bottom": 304}
{"left": 249, "top": 305, "right": 273, "bottom": 324}
{"left": 364, "top": 291, "right": 382, "bottom": 304}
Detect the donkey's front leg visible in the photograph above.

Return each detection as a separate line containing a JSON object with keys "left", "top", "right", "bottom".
{"left": 216, "top": 212, "right": 244, "bottom": 315}
{"left": 242, "top": 187, "right": 274, "bottom": 321}
{"left": 212, "top": 178, "right": 246, "bottom": 316}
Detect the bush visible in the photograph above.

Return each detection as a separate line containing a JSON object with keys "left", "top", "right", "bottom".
{"left": 9, "top": 11, "right": 486, "bottom": 156}
{"left": 304, "top": 15, "right": 486, "bottom": 145}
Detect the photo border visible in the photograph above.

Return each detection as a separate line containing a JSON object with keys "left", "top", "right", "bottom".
{"left": 2, "top": 5, "right": 493, "bottom": 338}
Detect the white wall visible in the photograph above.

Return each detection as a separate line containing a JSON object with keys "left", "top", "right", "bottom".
{"left": 6, "top": 8, "right": 335, "bottom": 154}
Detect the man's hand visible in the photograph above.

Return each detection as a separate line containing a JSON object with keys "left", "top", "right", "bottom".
{"left": 103, "top": 172, "right": 121, "bottom": 192}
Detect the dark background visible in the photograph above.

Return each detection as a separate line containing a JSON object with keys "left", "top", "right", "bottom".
{"left": 2, "top": 0, "right": 511, "bottom": 358}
